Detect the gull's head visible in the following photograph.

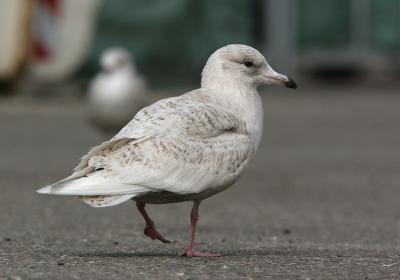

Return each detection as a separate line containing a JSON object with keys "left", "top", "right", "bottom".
{"left": 201, "top": 44, "right": 297, "bottom": 90}
{"left": 100, "top": 47, "right": 134, "bottom": 73}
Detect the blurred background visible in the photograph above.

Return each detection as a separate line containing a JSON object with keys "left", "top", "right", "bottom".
{"left": 1, "top": 1, "right": 400, "bottom": 278}
{"left": 1, "top": 0, "right": 400, "bottom": 91}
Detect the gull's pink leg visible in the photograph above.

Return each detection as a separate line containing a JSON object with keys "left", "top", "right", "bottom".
{"left": 182, "top": 200, "right": 221, "bottom": 257}
{"left": 136, "top": 201, "right": 171, "bottom": 243}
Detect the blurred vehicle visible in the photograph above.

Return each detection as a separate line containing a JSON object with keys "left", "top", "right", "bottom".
{"left": 88, "top": 47, "right": 147, "bottom": 135}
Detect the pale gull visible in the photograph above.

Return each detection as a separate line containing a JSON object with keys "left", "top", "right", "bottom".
{"left": 88, "top": 47, "right": 147, "bottom": 133}
{"left": 37, "top": 44, "right": 297, "bottom": 257}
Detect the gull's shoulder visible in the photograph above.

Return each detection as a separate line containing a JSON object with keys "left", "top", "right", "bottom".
{"left": 113, "top": 88, "right": 240, "bottom": 139}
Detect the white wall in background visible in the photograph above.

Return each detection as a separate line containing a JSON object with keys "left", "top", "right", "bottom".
{"left": 0, "top": 0, "right": 31, "bottom": 79}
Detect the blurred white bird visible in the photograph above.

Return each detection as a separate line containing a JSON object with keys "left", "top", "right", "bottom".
{"left": 37, "top": 44, "right": 297, "bottom": 257}
{"left": 88, "top": 47, "right": 146, "bottom": 134}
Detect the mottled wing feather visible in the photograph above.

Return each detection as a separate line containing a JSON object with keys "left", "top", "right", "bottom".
{"left": 113, "top": 89, "right": 246, "bottom": 139}
{"left": 106, "top": 133, "right": 253, "bottom": 194}
{"left": 73, "top": 136, "right": 150, "bottom": 172}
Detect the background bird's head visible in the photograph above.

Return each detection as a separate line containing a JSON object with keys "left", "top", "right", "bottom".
{"left": 100, "top": 47, "right": 135, "bottom": 74}
{"left": 201, "top": 44, "right": 296, "bottom": 90}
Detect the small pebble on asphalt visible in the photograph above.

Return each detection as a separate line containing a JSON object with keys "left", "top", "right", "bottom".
{"left": 283, "top": 229, "right": 291, "bottom": 235}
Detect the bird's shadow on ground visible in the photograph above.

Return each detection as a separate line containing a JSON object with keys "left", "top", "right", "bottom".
{"left": 70, "top": 248, "right": 292, "bottom": 259}
{"left": 74, "top": 251, "right": 181, "bottom": 258}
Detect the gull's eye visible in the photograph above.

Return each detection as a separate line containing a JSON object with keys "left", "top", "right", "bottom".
{"left": 244, "top": 61, "right": 254, "bottom": 68}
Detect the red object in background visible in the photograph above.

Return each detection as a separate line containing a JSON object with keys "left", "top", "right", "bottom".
{"left": 32, "top": 0, "right": 61, "bottom": 62}
{"left": 32, "top": 39, "right": 51, "bottom": 62}
{"left": 40, "top": 0, "right": 60, "bottom": 15}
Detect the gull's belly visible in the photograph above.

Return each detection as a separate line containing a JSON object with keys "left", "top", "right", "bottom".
{"left": 133, "top": 161, "right": 248, "bottom": 204}
{"left": 133, "top": 175, "right": 238, "bottom": 204}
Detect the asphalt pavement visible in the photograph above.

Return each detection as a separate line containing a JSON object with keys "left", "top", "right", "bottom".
{"left": 1, "top": 87, "right": 400, "bottom": 279}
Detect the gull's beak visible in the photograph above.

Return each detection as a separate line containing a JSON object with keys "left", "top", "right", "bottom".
{"left": 262, "top": 70, "right": 297, "bottom": 89}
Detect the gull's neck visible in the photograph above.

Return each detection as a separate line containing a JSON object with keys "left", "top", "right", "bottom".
{"left": 202, "top": 76, "right": 252, "bottom": 95}
{"left": 201, "top": 77, "right": 264, "bottom": 152}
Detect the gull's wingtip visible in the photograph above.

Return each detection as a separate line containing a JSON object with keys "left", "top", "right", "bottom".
{"left": 36, "top": 185, "right": 53, "bottom": 194}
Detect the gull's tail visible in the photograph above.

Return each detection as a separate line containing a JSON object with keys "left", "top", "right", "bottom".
{"left": 36, "top": 166, "right": 94, "bottom": 195}
{"left": 36, "top": 167, "right": 147, "bottom": 207}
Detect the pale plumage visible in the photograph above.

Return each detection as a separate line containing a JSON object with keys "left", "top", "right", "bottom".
{"left": 37, "top": 44, "right": 297, "bottom": 256}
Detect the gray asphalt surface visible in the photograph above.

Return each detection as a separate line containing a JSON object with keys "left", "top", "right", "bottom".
{"left": 1, "top": 88, "right": 400, "bottom": 279}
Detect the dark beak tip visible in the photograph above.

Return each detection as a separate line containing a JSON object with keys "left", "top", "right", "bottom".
{"left": 285, "top": 77, "right": 297, "bottom": 89}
